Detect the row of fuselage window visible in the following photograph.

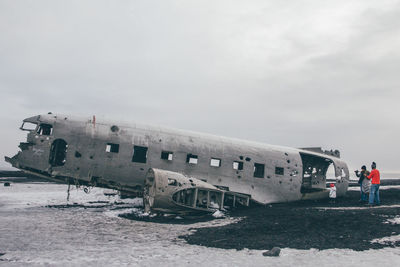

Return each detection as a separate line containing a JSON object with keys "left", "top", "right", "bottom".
{"left": 105, "top": 143, "right": 286, "bottom": 178}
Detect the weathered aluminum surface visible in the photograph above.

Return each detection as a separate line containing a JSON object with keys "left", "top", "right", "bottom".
{"left": 143, "top": 168, "right": 250, "bottom": 213}
{"left": 6, "top": 113, "right": 349, "bottom": 209}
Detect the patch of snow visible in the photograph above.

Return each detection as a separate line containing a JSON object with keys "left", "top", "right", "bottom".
{"left": 209, "top": 201, "right": 219, "bottom": 209}
{"left": 385, "top": 216, "right": 400, "bottom": 225}
{"left": 371, "top": 235, "right": 400, "bottom": 245}
{"left": 130, "top": 209, "right": 151, "bottom": 217}
{"left": 348, "top": 185, "right": 400, "bottom": 191}
{"left": 316, "top": 205, "right": 400, "bottom": 210}
{"left": 212, "top": 210, "right": 225, "bottom": 218}
{"left": 120, "top": 197, "right": 143, "bottom": 207}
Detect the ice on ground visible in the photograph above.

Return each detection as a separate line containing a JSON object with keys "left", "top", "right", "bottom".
{"left": 371, "top": 235, "right": 400, "bottom": 245}
{"left": 118, "top": 197, "right": 143, "bottom": 207}
{"left": 385, "top": 216, "right": 400, "bottom": 225}
{"left": 0, "top": 182, "right": 142, "bottom": 211}
{"left": 212, "top": 210, "right": 225, "bottom": 218}
{"left": 209, "top": 201, "right": 219, "bottom": 209}
{"left": 316, "top": 205, "right": 400, "bottom": 210}
{"left": 348, "top": 185, "right": 400, "bottom": 191}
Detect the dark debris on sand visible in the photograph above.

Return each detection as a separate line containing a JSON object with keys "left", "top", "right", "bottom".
{"left": 181, "top": 189, "right": 400, "bottom": 251}
{"left": 120, "top": 212, "right": 218, "bottom": 225}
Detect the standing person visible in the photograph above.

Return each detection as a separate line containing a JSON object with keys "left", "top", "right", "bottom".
{"left": 355, "top": 166, "right": 370, "bottom": 202}
{"left": 367, "top": 162, "right": 381, "bottom": 206}
{"left": 328, "top": 183, "right": 337, "bottom": 203}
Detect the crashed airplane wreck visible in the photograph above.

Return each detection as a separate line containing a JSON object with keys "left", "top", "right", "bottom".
{"left": 6, "top": 113, "right": 349, "bottom": 214}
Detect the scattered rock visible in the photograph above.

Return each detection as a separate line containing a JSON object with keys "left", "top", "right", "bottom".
{"left": 0, "top": 253, "right": 5, "bottom": 257}
{"left": 4, "top": 182, "right": 10, "bottom": 187}
{"left": 263, "top": 247, "right": 281, "bottom": 257}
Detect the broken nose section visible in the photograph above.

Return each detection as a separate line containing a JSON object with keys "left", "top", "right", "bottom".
{"left": 143, "top": 168, "right": 250, "bottom": 215}
{"left": 4, "top": 154, "right": 20, "bottom": 168}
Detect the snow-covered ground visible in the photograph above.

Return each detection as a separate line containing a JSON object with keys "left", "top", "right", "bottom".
{"left": 348, "top": 185, "right": 400, "bottom": 191}
{"left": 1, "top": 182, "right": 399, "bottom": 266}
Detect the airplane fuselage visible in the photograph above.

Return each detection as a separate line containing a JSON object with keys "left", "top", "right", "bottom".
{"left": 6, "top": 114, "right": 349, "bottom": 206}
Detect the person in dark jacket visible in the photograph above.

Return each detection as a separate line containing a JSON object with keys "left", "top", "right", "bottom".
{"left": 355, "top": 165, "right": 370, "bottom": 202}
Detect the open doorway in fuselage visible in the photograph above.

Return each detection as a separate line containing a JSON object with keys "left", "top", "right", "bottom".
{"left": 300, "top": 153, "right": 333, "bottom": 193}
{"left": 49, "top": 139, "right": 68, "bottom": 167}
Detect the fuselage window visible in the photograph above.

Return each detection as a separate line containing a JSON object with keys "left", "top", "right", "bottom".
{"left": 168, "top": 178, "right": 177, "bottom": 186}
{"left": 132, "top": 145, "right": 148, "bottom": 163}
{"left": 275, "top": 167, "right": 284, "bottom": 175}
{"left": 210, "top": 158, "right": 221, "bottom": 167}
{"left": 254, "top": 163, "right": 265, "bottom": 178}
{"left": 37, "top": 124, "right": 53, "bottom": 135}
{"left": 186, "top": 154, "right": 198, "bottom": 164}
{"left": 21, "top": 122, "right": 37, "bottom": 131}
{"left": 106, "top": 143, "right": 119, "bottom": 153}
{"left": 161, "top": 151, "right": 173, "bottom": 161}
{"left": 233, "top": 161, "right": 244, "bottom": 170}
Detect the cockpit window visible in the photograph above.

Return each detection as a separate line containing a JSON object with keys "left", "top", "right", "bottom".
{"left": 21, "top": 122, "right": 38, "bottom": 131}
{"left": 37, "top": 124, "right": 53, "bottom": 136}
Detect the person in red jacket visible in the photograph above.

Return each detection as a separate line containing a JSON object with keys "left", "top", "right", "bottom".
{"left": 367, "top": 162, "right": 380, "bottom": 205}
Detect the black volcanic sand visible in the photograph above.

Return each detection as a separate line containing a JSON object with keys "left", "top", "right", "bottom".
{"left": 181, "top": 189, "right": 400, "bottom": 251}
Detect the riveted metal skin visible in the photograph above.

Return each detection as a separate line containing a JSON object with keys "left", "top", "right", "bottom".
{"left": 6, "top": 114, "right": 349, "bottom": 213}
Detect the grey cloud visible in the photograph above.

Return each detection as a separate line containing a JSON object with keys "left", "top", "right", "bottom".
{"left": 0, "top": 0, "right": 399, "bottom": 172}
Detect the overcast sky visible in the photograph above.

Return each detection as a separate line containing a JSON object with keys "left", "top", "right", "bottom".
{"left": 1, "top": 0, "right": 399, "bottom": 173}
